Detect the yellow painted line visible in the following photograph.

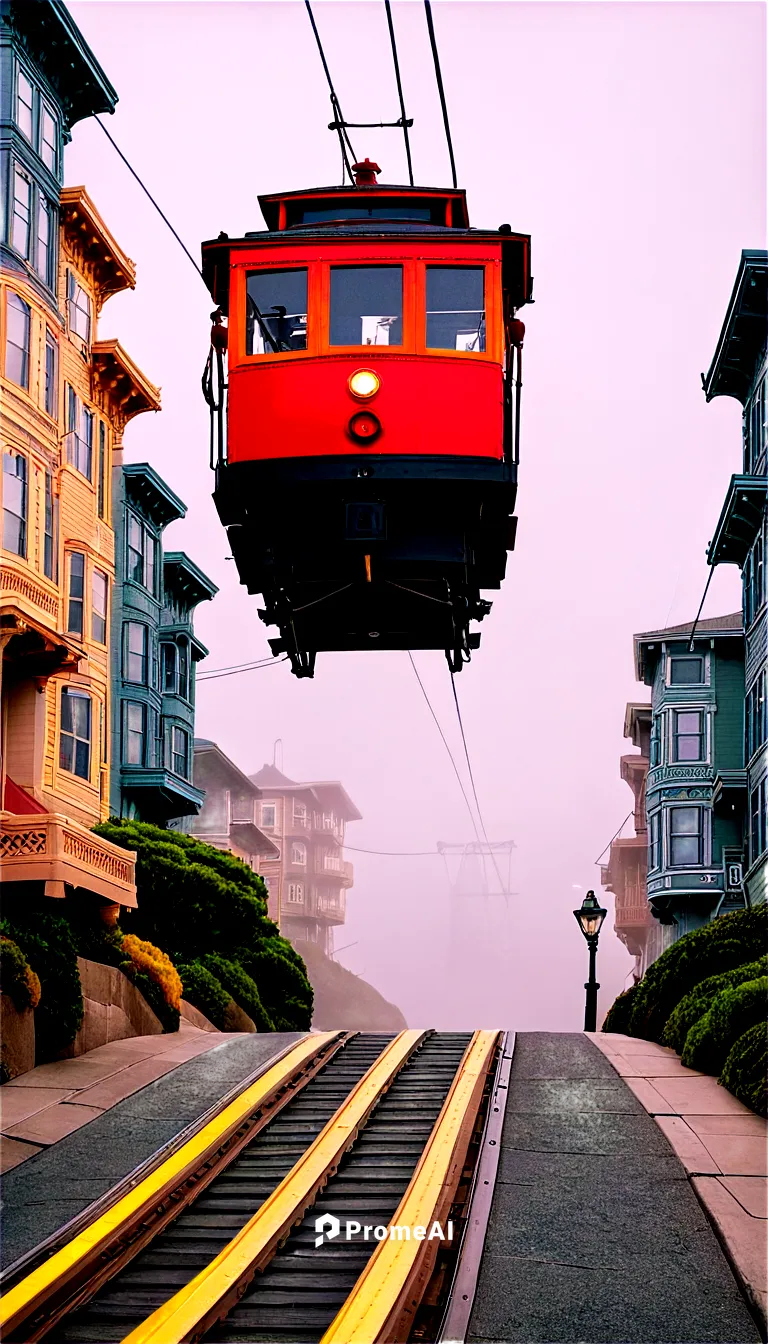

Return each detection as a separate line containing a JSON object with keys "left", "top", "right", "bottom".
{"left": 0, "top": 1033, "right": 339, "bottom": 1335}
{"left": 121, "top": 1029, "right": 426, "bottom": 1344}
{"left": 321, "top": 1030, "right": 499, "bottom": 1344}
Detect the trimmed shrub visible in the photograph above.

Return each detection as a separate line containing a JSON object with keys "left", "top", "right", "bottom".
{"left": 238, "top": 944, "right": 313, "bottom": 1031}
{"left": 0, "top": 936, "right": 41, "bottom": 1012}
{"left": 177, "top": 961, "right": 233, "bottom": 1029}
{"left": 120, "top": 935, "right": 182, "bottom": 1033}
{"left": 602, "top": 984, "right": 638, "bottom": 1035}
{"left": 627, "top": 906, "right": 767, "bottom": 1043}
{"left": 201, "top": 955, "right": 274, "bottom": 1032}
{"left": 720, "top": 1021, "right": 767, "bottom": 1117}
{"left": 663, "top": 956, "right": 768, "bottom": 1054}
{"left": 682, "top": 976, "right": 768, "bottom": 1075}
{"left": 0, "top": 908, "right": 82, "bottom": 1059}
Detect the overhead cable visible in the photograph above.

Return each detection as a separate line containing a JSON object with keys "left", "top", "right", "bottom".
{"left": 449, "top": 669, "right": 507, "bottom": 893}
{"left": 384, "top": 0, "right": 415, "bottom": 186}
{"left": 423, "top": 0, "right": 458, "bottom": 188}
{"left": 345, "top": 844, "right": 441, "bottom": 856}
{"left": 198, "top": 657, "right": 289, "bottom": 681}
{"left": 687, "top": 565, "right": 717, "bottom": 652}
{"left": 593, "top": 811, "right": 634, "bottom": 866}
{"left": 408, "top": 652, "right": 483, "bottom": 848}
{"left": 304, "top": 0, "right": 358, "bottom": 182}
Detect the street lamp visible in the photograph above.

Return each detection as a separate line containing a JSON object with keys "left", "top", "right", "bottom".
{"left": 573, "top": 890, "right": 607, "bottom": 1032}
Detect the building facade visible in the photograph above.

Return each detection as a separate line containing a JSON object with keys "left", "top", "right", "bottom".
{"left": 248, "top": 764, "right": 361, "bottom": 955}
{"left": 190, "top": 740, "right": 279, "bottom": 913}
{"left": 109, "top": 464, "right": 216, "bottom": 824}
{"left": 601, "top": 703, "right": 671, "bottom": 978}
{"left": 634, "top": 613, "right": 746, "bottom": 939}
{"left": 1, "top": 1, "right": 139, "bottom": 909}
{"left": 703, "top": 251, "right": 767, "bottom": 908}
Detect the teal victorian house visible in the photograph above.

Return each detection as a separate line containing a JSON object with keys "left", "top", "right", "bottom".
{"left": 635, "top": 612, "right": 746, "bottom": 937}
{"left": 703, "top": 251, "right": 767, "bottom": 907}
{"left": 109, "top": 463, "right": 217, "bottom": 824}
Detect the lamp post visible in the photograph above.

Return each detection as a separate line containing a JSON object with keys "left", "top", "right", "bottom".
{"left": 573, "top": 890, "right": 607, "bottom": 1032}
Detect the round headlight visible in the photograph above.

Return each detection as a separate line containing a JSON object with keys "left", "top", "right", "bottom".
{"left": 348, "top": 369, "right": 381, "bottom": 400}
{"left": 348, "top": 411, "right": 381, "bottom": 443}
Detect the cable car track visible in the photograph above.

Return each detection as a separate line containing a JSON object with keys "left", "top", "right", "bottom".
{"left": 1, "top": 1031, "right": 506, "bottom": 1344}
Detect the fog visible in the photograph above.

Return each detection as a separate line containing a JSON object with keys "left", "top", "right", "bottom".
{"left": 68, "top": 1, "right": 764, "bottom": 1028}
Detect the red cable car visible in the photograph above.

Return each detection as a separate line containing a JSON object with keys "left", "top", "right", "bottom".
{"left": 202, "top": 160, "right": 531, "bottom": 677}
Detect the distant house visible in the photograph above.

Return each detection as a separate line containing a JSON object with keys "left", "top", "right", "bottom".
{"left": 190, "top": 741, "right": 280, "bottom": 916}
{"left": 249, "top": 765, "right": 362, "bottom": 955}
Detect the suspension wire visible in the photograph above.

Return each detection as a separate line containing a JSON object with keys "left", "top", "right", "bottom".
{"left": 198, "top": 658, "right": 289, "bottom": 682}
{"left": 449, "top": 670, "right": 508, "bottom": 894}
{"left": 94, "top": 117, "right": 206, "bottom": 283}
{"left": 423, "top": 0, "right": 457, "bottom": 188}
{"left": 304, "top": 0, "right": 358, "bottom": 182}
{"left": 384, "top": 0, "right": 414, "bottom": 186}
{"left": 408, "top": 652, "right": 483, "bottom": 848}
{"left": 345, "top": 844, "right": 440, "bottom": 856}
{"left": 593, "top": 811, "right": 634, "bottom": 866}
{"left": 687, "top": 564, "right": 717, "bottom": 652}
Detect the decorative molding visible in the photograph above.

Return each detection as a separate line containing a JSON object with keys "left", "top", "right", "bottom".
{"left": 1, "top": 566, "right": 59, "bottom": 619}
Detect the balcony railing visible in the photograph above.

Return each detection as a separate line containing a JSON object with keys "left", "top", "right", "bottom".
{"left": 614, "top": 881, "right": 651, "bottom": 928}
{"left": 315, "top": 854, "right": 353, "bottom": 884}
{"left": 0, "top": 812, "right": 137, "bottom": 907}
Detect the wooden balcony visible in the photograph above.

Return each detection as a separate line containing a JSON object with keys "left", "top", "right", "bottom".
{"left": 614, "top": 882, "right": 652, "bottom": 929}
{"left": 0, "top": 812, "right": 137, "bottom": 907}
{"left": 315, "top": 854, "right": 354, "bottom": 886}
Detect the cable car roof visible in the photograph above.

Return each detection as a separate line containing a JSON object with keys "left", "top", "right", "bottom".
{"left": 257, "top": 184, "right": 470, "bottom": 232}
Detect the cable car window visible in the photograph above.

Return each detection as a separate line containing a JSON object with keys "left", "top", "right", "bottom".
{"left": 290, "top": 203, "right": 433, "bottom": 225}
{"left": 330, "top": 267, "right": 402, "bottom": 346}
{"left": 246, "top": 269, "right": 307, "bottom": 355}
{"left": 426, "top": 267, "right": 485, "bottom": 352}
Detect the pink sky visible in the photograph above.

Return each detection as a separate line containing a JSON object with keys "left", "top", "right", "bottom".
{"left": 68, "top": 2, "right": 766, "bottom": 1028}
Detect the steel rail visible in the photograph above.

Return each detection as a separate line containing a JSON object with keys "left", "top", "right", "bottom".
{"left": 0, "top": 1032, "right": 346, "bottom": 1342}
{"left": 437, "top": 1031, "right": 515, "bottom": 1343}
{"left": 120, "top": 1029, "right": 428, "bottom": 1344}
{"left": 320, "top": 1029, "right": 500, "bottom": 1344}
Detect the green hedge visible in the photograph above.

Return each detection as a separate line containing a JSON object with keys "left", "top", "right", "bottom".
{"left": 662, "top": 956, "right": 768, "bottom": 1054}
{"left": 681, "top": 976, "right": 768, "bottom": 1075}
{"left": 0, "top": 907, "right": 82, "bottom": 1059}
{"left": 201, "top": 955, "right": 275, "bottom": 1032}
{"left": 720, "top": 1022, "right": 767, "bottom": 1117}
{"left": 601, "top": 984, "right": 638, "bottom": 1035}
{"left": 626, "top": 906, "right": 767, "bottom": 1043}
{"left": 238, "top": 944, "right": 313, "bottom": 1030}
{"left": 177, "top": 961, "right": 233, "bottom": 1029}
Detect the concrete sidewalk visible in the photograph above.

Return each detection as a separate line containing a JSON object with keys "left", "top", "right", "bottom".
{"left": 0, "top": 1025, "right": 243, "bottom": 1174}
{"left": 592, "top": 1031, "right": 767, "bottom": 1333}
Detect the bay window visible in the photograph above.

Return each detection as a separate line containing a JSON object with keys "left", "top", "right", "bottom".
{"left": 668, "top": 806, "right": 704, "bottom": 867}
{"left": 3, "top": 452, "right": 27, "bottom": 556}
{"left": 125, "top": 622, "right": 148, "bottom": 684}
{"left": 672, "top": 710, "right": 705, "bottom": 763}
{"left": 60, "top": 688, "right": 91, "bottom": 781}
{"left": 92, "top": 570, "right": 108, "bottom": 643}
{"left": 67, "top": 552, "right": 85, "bottom": 636}
{"left": 5, "top": 292, "right": 30, "bottom": 388}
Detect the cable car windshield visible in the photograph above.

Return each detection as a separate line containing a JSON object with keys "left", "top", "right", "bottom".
{"left": 426, "top": 267, "right": 485, "bottom": 352}
{"left": 246, "top": 269, "right": 308, "bottom": 354}
{"left": 329, "top": 266, "right": 403, "bottom": 346}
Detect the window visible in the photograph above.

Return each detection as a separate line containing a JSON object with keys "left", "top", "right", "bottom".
{"left": 92, "top": 570, "right": 108, "bottom": 643}
{"left": 60, "top": 688, "right": 91, "bottom": 780}
{"left": 5, "top": 292, "right": 30, "bottom": 388}
{"left": 232, "top": 793, "right": 255, "bottom": 822}
{"left": 3, "top": 452, "right": 27, "bottom": 556}
{"left": 66, "top": 388, "right": 93, "bottom": 479}
{"left": 125, "top": 622, "right": 148, "bottom": 683}
{"left": 669, "top": 655, "right": 704, "bottom": 686}
{"left": 291, "top": 841, "right": 307, "bottom": 866}
{"left": 64, "top": 552, "right": 85, "bottom": 635}
{"left": 170, "top": 726, "right": 189, "bottom": 778}
{"left": 261, "top": 803, "right": 277, "bottom": 829}
{"left": 124, "top": 702, "right": 145, "bottom": 765}
{"left": 43, "top": 472, "right": 56, "bottom": 579}
{"left": 329, "top": 266, "right": 402, "bottom": 346}
{"left": 669, "top": 806, "right": 704, "bottom": 867}
{"left": 745, "top": 529, "right": 765, "bottom": 627}
{"left": 162, "top": 642, "right": 177, "bottom": 692}
{"left": 12, "top": 168, "right": 31, "bottom": 259}
{"left": 750, "top": 778, "right": 767, "bottom": 865}
{"left": 126, "top": 513, "right": 156, "bottom": 593}
{"left": 293, "top": 800, "right": 307, "bottom": 824}
{"left": 16, "top": 69, "right": 33, "bottom": 141}
{"left": 41, "top": 105, "right": 57, "bottom": 174}
{"left": 648, "top": 812, "right": 660, "bottom": 871}
{"left": 37, "top": 197, "right": 51, "bottom": 285}
{"left": 747, "top": 670, "right": 767, "bottom": 762}
{"left": 178, "top": 640, "right": 189, "bottom": 699}
{"left": 747, "top": 374, "right": 767, "bottom": 475}
{"left": 97, "top": 423, "right": 107, "bottom": 518}
{"left": 246, "top": 269, "right": 308, "bottom": 354}
{"left": 287, "top": 882, "right": 304, "bottom": 903}
{"left": 45, "top": 329, "right": 57, "bottom": 417}
{"left": 426, "top": 266, "right": 485, "bottom": 352}
{"left": 672, "top": 710, "right": 705, "bottom": 762}
{"left": 649, "top": 720, "right": 661, "bottom": 767}
{"left": 67, "top": 271, "right": 91, "bottom": 343}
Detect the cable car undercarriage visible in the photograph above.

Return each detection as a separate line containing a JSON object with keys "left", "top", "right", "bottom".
{"left": 214, "top": 455, "right": 517, "bottom": 677}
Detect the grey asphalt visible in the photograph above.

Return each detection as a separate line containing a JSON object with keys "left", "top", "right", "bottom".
{"left": 466, "top": 1032, "right": 760, "bottom": 1344}
{"left": 0, "top": 1032, "right": 303, "bottom": 1272}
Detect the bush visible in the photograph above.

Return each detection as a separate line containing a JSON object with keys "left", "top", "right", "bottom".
{"left": 602, "top": 984, "right": 638, "bottom": 1035}
{"left": 238, "top": 944, "right": 313, "bottom": 1031}
{"left": 627, "top": 906, "right": 767, "bottom": 1043}
{"left": 119, "top": 935, "right": 182, "bottom": 1032}
{"left": 663, "top": 956, "right": 768, "bottom": 1054}
{"left": 201, "top": 954, "right": 274, "bottom": 1031}
{"left": 177, "top": 961, "right": 233, "bottom": 1029}
{"left": 720, "top": 1021, "right": 767, "bottom": 1117}
{"left": 0, "top": 936, "right": 41, "bottom": 1012}
{"left": 682, "top": 976, "right": 768, "bottom": 1075}
{"left": 0, "top": 908, "right": 82, "bottom": 1059}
